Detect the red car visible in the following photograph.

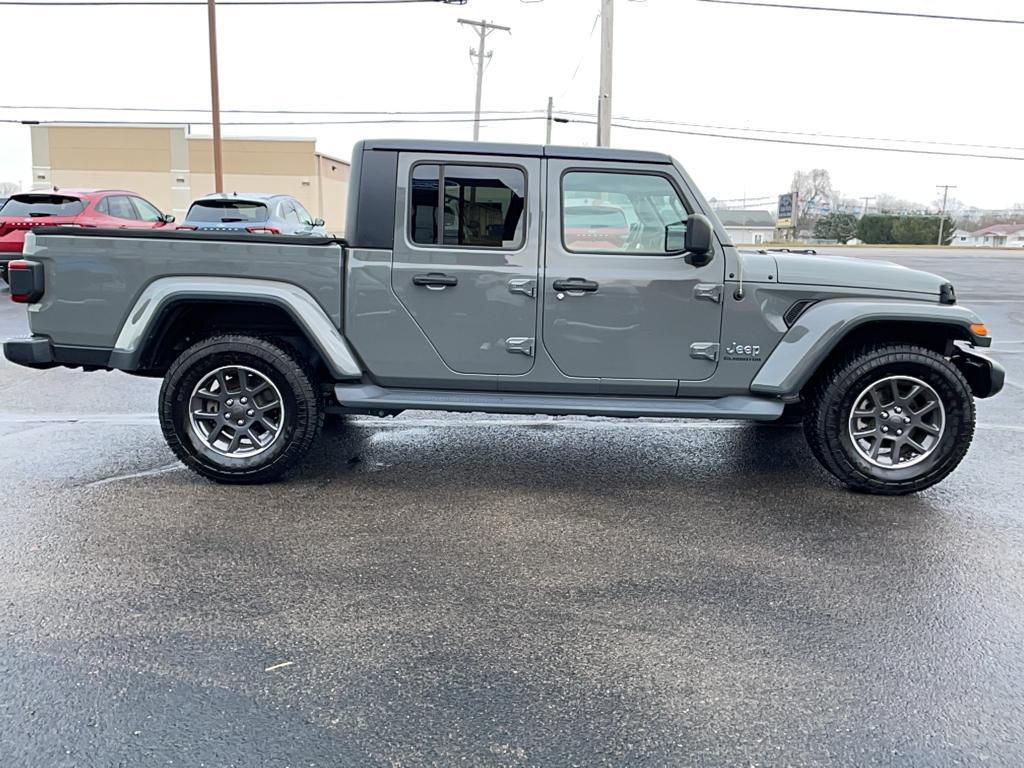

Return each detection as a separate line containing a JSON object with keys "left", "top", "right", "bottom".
{"left": 0, "top": 189, "right": 174, "bottom": 283}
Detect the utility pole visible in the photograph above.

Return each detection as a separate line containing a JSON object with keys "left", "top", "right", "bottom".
{"left": 458, "top": 18, "right": 511, "bottom": 141}
{"left": 936, "top": 184, "right": 956, "bottom": 245}
{"left": 596, "top": 0, "right": 614, "bottom": 147}
{"left": 206, "top": 0, "right": 224, "bottom": 193}
{"left": 545, "top": 96, "right": 554, "bottom": 144}
{"left": 860, "top": 196, "right": 875, "bottom": 218}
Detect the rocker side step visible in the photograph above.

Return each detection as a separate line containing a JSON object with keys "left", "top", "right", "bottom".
{"left": 334, "top": 384, "right": 784, "bottom": 420}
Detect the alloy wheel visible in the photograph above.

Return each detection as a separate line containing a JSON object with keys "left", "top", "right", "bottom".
{"left": 189, "top": 365, "right": 285, "bottom": 458}
{"left": 847, "top": 375, "right": 945, "bottom": 468}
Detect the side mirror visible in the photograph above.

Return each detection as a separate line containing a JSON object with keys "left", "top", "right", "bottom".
{"left": 161, "top": 213, "right": 176, "bottom": 224}
{"left": 313, "top": 217, "right": 325, "bottom": 227}
{"left": 684, "top": 213, "right": 713, "bottom": 257}
{"left": 665, "top": 221, "right": 687, "bottom": 252}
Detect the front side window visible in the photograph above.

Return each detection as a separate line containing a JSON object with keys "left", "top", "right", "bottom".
{"left": 292, "top": 200, "right": 313, "bottom": 226}
{"left": 106, "top": 195, "right": 138, "bottom": 220}
{"left": 562, "top": 171, "right": 688, "bottom": 254}
{"left": 131, "top": 197, "right": 163, "bottom": 222}
{"left": 409, "top": 163, "right": 526, "bottom": 250}
{"left": 281, "top": 201, "right": 301, "bottom": 224}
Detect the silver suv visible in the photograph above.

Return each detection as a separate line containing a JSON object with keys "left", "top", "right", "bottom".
{"left": 178, "top": 193, "right": 329, "bottom": 236}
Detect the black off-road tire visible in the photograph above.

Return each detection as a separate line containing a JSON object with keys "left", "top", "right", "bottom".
{"left": 804, "top": 343, "right": 975, "bottom": 495}
{"left": 159, "top": 334, "right": 324, "bottom": 483}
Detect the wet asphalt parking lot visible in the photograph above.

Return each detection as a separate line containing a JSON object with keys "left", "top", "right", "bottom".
{"left": 1, "top": 247, "right": 1022, "bottom": 767}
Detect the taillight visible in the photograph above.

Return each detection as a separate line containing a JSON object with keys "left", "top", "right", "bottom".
{"left": 246, "top": 226, "right": 280, "bottom": 235}
{"left": 8, "top": 259, "right": 44, "bottom": 303}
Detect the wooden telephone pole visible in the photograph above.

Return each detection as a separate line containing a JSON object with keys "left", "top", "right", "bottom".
{"left": 207, "top": 0, "right": 224, "bottom": 193}
{"left": 458, "top": 18, "right": 511, "bottom": 141}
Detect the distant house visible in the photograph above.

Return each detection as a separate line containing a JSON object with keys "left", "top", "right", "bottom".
{"left": 949, "top": 228, "right": 976, "bottom": 246}
{"left": 715, "top": 209, "right": 776, "bottom": 245}
{"left": 968, "top": 223, "right": 1024, "bottom": 247}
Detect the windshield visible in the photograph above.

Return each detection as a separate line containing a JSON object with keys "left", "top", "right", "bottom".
{"left": 186, "top": 200, "right": 269, "bottom": 223}
{"left": 0, "top": 194, "right": 85, "bottom": 218}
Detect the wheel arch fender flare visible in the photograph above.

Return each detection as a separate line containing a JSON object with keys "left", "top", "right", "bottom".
{"left": 109, "top": 276, "right": 362, "bottom": 379}
{"left": 750, "top": 299, "right": 990, "bottom": 397}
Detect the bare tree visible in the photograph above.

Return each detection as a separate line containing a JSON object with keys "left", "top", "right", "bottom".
{"left": 791, "top": 169, "right": 835, "bottom": 227}
{"left": 875, "top": 193, "right": 926, "bottom": 215}
{"left": 0, "top": 181, "right": 20, "bottom": 197}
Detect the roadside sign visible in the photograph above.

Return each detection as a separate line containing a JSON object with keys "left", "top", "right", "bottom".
{"left": 777, "top": 193, "right": 794, "bottom": 228}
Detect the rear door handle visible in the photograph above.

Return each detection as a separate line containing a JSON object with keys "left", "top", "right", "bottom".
{"left": 413, "top": 272, "right": 458, "bottom": 289}
{"left": 552, "top": 278, "right": 599, "bottom": 293}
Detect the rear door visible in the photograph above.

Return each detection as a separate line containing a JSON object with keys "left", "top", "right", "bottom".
{"left": 391, "top": 152, "right": 541, "bottom": 376}
{"left": 542, "top": 160, "right": 724, "bottom": 385}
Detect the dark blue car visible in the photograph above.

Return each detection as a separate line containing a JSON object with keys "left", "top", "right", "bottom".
{"left": 178, "top": 193, "right": 330, "bottom": 236}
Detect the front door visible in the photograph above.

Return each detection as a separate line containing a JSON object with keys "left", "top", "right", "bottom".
{"left": 392, "top": 153, "right": 541, "bottom": 376}
{"left": 542, "top": 161, "right": 724, "bottom": 384}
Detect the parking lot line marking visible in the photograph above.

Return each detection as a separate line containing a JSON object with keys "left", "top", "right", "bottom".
{"left": 264, "top": 661, "right": 294, "bottom": 672}
{"left": 83, "top": 462, "right": 183, "bottom": 488}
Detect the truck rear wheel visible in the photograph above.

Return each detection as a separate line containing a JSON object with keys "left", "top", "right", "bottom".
{"left": 804, "top": 343, "right": 975, "bottom": 495}
{"left": 159, "top": 334, "right": 324, "bottom": 483}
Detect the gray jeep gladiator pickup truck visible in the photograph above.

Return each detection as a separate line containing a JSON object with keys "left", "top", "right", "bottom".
{"left": 4, "top": 139, "right": 1004, "bottom": 493}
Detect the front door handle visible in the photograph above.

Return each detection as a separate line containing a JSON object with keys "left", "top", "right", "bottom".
{"left": 552, "top": 278, "right": 599, "bottom": 293}
{"left": 413, "top": 272, "right": 458, "bottom": 289}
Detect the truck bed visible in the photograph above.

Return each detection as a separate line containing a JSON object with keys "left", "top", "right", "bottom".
{"left": 19, "top": 227, "right": 346, "bottom": 353}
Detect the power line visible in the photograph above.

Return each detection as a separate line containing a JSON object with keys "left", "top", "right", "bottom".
{"left": 0, "top": 0, "right": 462, "bottom": 5}
{"left": 586, "top": 113, "right": 1024, "bottom": 153}
{"left": 563, "top": 118, "right": 1024, "bottom": 162}
{"left": 695, "top": 0, "right": 1024, "bottom": 26}
{"left": 0, "top": 104, "right": 546, "bottom": 116}
{"left": 7, "top": 104, "right": 1020, "bottom": 153}
{"left": 4, "top": 109, "right": 1023, "bottom": 162}
{"left": 2, "top": 116, "right": 545, "bottom": 126}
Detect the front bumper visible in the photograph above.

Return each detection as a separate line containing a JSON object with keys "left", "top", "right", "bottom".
{"left": 953, "top": 345, "right": 1005, "bottom": 398}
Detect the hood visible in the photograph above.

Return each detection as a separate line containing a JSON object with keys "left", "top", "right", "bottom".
{"left": 773, "top": 252, "right": 948, "bottom": 297}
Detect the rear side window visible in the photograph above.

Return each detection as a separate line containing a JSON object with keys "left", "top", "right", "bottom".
{"left": 0, "top": 194, "right": 85, "bottom": 218}
{"left": 409, "top": 163, "right": 526, "bottom": 250}
{"left": 187, "top": 200, "right": 269, "bottom": 224}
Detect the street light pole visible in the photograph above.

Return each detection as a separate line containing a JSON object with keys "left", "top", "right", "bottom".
{"left": 207, "top": 0, "right": 224, "bottom": 193}
{"left": 596, "top": 0, "right": 614, "bottom": 147}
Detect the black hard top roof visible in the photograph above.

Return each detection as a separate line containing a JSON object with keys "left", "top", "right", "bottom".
{"left": 360, "top": 139, "right": 672, "bottom": 164}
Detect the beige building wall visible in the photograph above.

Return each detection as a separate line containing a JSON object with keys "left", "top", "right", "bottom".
{"left": 315, "top": 153, "right": 350, "bottom": 236}
{"left": 31, "top": 124, "right": 191, "bottom": 217}
{"left": 30, "top": 124, "right": 349, "bottom": 232}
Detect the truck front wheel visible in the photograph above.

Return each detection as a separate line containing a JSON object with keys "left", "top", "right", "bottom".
{"left": 804, "top": 343, "right": 975, "bottom": 495}
{"left": 159, "top": 334, "right": 324, "bottom": 483}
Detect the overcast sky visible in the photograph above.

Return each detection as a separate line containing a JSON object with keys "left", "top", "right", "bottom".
{"left": 1, "top": 0, "right": 1022, "bottom": 210}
